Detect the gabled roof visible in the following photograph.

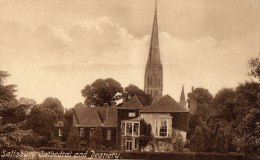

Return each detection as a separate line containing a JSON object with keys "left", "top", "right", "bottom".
{"left": 72, "top": 106, "right": 118, "bottom": 127}
{"left": 141, "top": 94, "right": 188, "bottom": 113}
{"left": 118, "top": 95, "right": 143, "bottom": 110}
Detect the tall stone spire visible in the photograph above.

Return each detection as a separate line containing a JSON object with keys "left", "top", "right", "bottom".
{"left": 179, "top": 85, "right": 186, "bottom": 108}
{"left": 146, "top": 0, "right": 161, "bottom": 68}
{"left": 144, "top": 0, "right": 163, "bottom": 101}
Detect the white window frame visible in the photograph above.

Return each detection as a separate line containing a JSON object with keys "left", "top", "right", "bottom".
{"left": 58, "top": 128, "right": 63, "bottom": 137}
{"left": 155, "top": 115, "right": 172, "bottom": 138}
{"left": 121, "top": 121, "right": 140, "bottom": 136}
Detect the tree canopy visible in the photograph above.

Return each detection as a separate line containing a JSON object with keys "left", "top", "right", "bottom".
{"left": 81, "top": 78, "right": 123, "bottom": 106}
{"left": 248, "top": 54, "right": 260, "bottom": 81}
{"left": 27, "top": 97, "right": 64, "bottom": 139}
{"left": 125, "top": 84, "right": 152, "bottom": 106}
{"left": 0, "top": 71, "right": 17, "bottom": 110}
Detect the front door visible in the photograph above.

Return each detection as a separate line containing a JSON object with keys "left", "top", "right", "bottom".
{"left": 126, "top": 139, "right": 132, "bottom": 151}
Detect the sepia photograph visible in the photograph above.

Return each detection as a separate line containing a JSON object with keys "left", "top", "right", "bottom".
{"left": 0, "top": 0, "right": 259, "bottom": 159}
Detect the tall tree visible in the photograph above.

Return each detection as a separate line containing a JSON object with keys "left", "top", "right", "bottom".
{"left": 125, "top": 84, "right": 152, "bottom": 106}
{"left": 0, "top": 71, "right": 17, "bottom": 110}
{"left": 27, "top": 97, "right": 64, "bottom": 139}
{"left": 248, "top": 55, "right": 260, "bottom": 81}
{"left": 40, "top": 97, "right": 64, "bottom": 120}
{"left": 188, "top": 88, "right": 213, "bottom": 122}
{"left": 81, "top": 78, "right": 123, "bottom": 106}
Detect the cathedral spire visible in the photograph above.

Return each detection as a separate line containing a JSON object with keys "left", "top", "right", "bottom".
{"left": 144, "top": 0, "right": 163, "bottom": 102}
{"left": 146, "top": 0, "right": 161, "bottom": 68}
{"left": 179, "top": 85, "right": 186, "bottom": 108}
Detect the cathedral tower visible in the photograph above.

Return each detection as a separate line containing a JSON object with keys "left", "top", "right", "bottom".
{"left": 144, "top": 1, "right": 163, "bottom": 101}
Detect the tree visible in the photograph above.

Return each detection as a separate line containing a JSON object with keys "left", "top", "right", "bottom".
{"left": 81, "top": 78, "right": 123, "bottom": 106}
{"left": 235, "top": 108, "right": 260, "bottom": 157}
{"left": 66, "top": 126, "right": 80, "bottom": 149}
{"left": 248, "top": 55, "right": 260, "bottom": 81}
{"left": 0, "top": 71, "right": 17, "bottom": 109}
{"left": 89, "top": 127, "right": 104, "bottom": 150}
{"left": 62, "top": 109, "right": 73, "bottom": 142}
{"left": 40, "top": 97, "right": 64, "bottom": 120}
{"left": 212, "top": 88, "right": 236, "bottom": 122}
{"left": 139, "top": 119, "right": 152, "bottom": 149}
{"left": 27, "top": 97, "right": 64, "bottom": 139}
{"left": 125, "top": 84, "right": 152, "bottom": 106}
{"left": 188, "top": 88, "right": 213, "bottom": 122}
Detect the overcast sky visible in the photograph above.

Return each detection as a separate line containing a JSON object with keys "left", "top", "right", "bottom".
{"left": 0, "top": 0, "right": 259, "bottom": 108}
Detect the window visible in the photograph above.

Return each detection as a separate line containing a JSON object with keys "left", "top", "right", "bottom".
{"left": 133, "top": 123, "right": 139, "bottom": 136}
{"left": 106, "top": 129, "right": 111, "bottom": 140}
{"left": 126, "top": 123, "right": 132, "bottom": 136}
{"left": 134, "top": 138, "right": 138, "bottom": 149}
{"left": 121, "top": 121, "right": 140, "bottom": 136}
{"left": 90, "top": 128, "right": 95, "bottom": 137}
{"left": 128, "top": 111, "right": 136, "bottom": 117}
{"left": 58, "top": 128, "right": 63, "bottom": 137}
{"left": 126, "top": 139, "right": 132, "bottom": 151}
{"left": 121, "top": 123, "right": 125, "bottom": 135}
{"left": 80, "top": 128, "right": 84, "bottom": 137}
{"left": 155, "top": 115, "right": 172, "bottom": 138}
{"left": 159, "top": 120, "right": 167, "bottom": 137}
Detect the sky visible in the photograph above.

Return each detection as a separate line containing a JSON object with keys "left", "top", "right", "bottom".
{"left": 0, "top": 0, "right": 259, "bottom": 108}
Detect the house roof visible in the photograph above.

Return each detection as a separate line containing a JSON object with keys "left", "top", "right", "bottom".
{"left": 118, "top": 95, "right": 143, "bottom": 110}
{"left": 141, "top": 94, "right": 188, "bottom": 113}
{"left": 72, "top": 106, "right": 118, "bottom": 128}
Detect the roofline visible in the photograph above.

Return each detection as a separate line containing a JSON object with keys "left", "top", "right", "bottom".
{"left": 72, "top": 108, "right": 80, "bottom": 125}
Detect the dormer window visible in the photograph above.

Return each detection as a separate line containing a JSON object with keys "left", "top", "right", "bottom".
{"left": 128, "top": 110, "right": 136, "bottom": 117}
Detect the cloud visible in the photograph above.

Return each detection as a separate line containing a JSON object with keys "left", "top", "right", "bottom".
{"left": 0, "top": 16, "right": 255, "bottom": 108}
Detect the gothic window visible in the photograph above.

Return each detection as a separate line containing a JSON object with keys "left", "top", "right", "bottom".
{"left": 148, "top": 77, "right": 150, "bottom": 85}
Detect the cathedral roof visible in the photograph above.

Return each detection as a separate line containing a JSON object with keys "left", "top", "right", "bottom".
{"left": 146, "top": 1, "right": 162, "bottom": 69}
{"left": 141, "top": 94, "right": 188, "bottom": 113}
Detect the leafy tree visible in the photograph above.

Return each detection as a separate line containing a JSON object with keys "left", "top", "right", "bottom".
{"left": 188, "top": 88, "right": 213, "bottom": 122}
{"left": 139, "top": 119, "right": 152, "bottom": 149}
{"left": 81, "top": 78, "right": 123, "bottom": 106}
{"left": 66, "top": 126, "right": 80, "bottom": 149}
{"left": 248, "top": 55, "right": 260, "bottom": 81}
{"left": 212, "top": 88, "right": 236, "bottom": 122}
{"left": 27, "top": 97, "right": 64, "bottom": 139}
{"left": 89, "top": 127, "right": 104, "bottom": 150}
{"left": 125, "top": 84, "right": 152, "bottom": 106}
{"left": 62, "top": 109, "right": 73, "bottom": 142}
{"left": 0, "top": 71, "right": 17, "bottom": 109}
{"left": 40, "top": 97, "right": 64, "bottom": 120}
{"left": 235, "top": 108, "right": 260, "bottom": 157}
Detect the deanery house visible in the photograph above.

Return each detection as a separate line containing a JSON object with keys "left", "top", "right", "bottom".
{"left": 68, "top": 1, "right": 191, "bottom": 151}
{"left": 71, "top": 94, "right": 189, "bottom": 151}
